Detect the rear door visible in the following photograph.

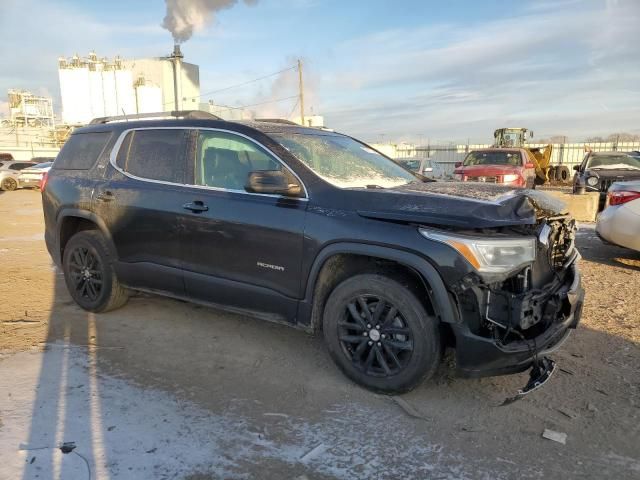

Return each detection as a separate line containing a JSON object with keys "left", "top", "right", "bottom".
{"left": 179, "top": 128, "right": 308, "bottom": 322}
{"left": 96, "top": 128, "right": 192, "bottom": 295}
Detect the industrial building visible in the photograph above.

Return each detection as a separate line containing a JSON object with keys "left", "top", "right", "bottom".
{"left": 57, "top": 47, "right": 200, "bottom": 125}
{"left": 6, "top": 90, "right": 55, "bottom": 128}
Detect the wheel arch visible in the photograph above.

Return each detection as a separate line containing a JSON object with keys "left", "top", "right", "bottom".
{"left": 301, "top": 243, "right": 459, "bottom": 332}
{"left": 56, "top": 209, "right": 117, "bottom": 264}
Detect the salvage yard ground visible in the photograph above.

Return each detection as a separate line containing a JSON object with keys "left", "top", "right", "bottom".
{"left": 0, "top": 189, "right": 639, "bottom": 479}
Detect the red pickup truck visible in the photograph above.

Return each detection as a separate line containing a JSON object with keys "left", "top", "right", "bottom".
{"left": 453, "top": 148, "right": 536, "bottom": 188}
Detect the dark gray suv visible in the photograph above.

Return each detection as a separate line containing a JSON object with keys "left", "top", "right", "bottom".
{"left": 41, "top": 111, "right": 584, "bottom": 393}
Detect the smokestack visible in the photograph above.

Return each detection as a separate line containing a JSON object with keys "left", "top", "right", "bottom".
{"left": 169, "top": 44, "right": 184, "bottom": 111}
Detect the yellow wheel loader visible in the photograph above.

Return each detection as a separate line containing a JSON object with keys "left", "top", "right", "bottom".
{"left": 493, "top": 128, "right": 566, "bottom": 184}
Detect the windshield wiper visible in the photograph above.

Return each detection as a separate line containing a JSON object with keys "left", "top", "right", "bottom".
{"left": 365, "top": 184, "right": 386, "bottom": 189}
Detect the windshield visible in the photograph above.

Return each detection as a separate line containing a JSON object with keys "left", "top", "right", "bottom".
{"left": 586, "top": 155, "right": 640, "bottom": 170}
{"left": 463, "top": 151, "right": 522, "bottom": 166}
{"left": 34, "top": 162, "right": 53, "bottom": 169}
{"left": 271, "top": 132, "right": 417, "bottom": 188}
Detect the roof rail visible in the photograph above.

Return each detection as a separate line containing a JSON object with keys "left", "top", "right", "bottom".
{"left": 254, "top": 118, "right": 299, "bottom": 126}
{"left": 89, "top": 110, "right": 222, "bottom": 124}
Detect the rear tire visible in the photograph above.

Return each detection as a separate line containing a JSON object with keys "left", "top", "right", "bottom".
{"left": 62, "top": 230, "right": 128, "bottom": 312}
{"left": 322, "top": 274, "right": 441, "bottom": 393}
{"left": 1, "top": 177, "right": 17, "bottom": 191}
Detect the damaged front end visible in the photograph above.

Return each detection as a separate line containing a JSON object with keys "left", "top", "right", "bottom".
{"left": 422, "top": 199, "right": 584, "bottom": 381}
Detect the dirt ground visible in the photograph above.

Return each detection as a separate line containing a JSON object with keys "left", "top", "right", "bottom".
{"left": 0, "top": 189, "right": 638, "bottom": 479}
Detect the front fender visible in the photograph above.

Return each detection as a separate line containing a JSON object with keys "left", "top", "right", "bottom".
{"left": 301, "top": 242, "right": 458, "bottom": 327}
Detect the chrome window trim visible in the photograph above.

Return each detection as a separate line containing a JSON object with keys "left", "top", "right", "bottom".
{"left": 108, "top": 126, "right": 309, "bottom": 200}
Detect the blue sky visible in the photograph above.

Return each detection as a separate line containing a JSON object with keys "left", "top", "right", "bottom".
{"left": 1, "top": 0, "right": 639, "bottom": 143}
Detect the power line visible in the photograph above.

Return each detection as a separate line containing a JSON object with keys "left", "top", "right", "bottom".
{"left": 287, "top": 98, "right": 300, "bottom": 120}
{"left": 166, "top": 64, "right": 298, "bottom": 106}
{"left": 200, "top": 65, "right": 297, "bottom": 98}
{"left": 210, "top": 95, "right": 299, "bottom": 114}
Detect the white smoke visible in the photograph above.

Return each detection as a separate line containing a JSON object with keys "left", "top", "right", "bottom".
{"left": 162, "top": 0, "right": 258, "bottom": 43}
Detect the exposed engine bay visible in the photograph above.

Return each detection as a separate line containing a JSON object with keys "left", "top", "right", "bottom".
{"left": 451, "top": 214, "right": 579, "bottom": 344}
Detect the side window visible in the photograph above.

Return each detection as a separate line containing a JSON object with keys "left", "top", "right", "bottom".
{"left": 55, "top": 132, "right": 111, "bottom": 170}
{"left": 116, "top": 129, "right": 187, "bottom": 184}
{"left": 10, "top": 163, "right": 34, "bottom": 170}
{"left": 195, "top": 130, "right": 282, "bottom": 190}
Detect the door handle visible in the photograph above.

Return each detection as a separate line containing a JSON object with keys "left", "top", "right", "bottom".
{"left": 96, "top": 191, "right": 114, "bottom": 202}
{"left": 183, "top": 200, "right": 209, "bottom": 213}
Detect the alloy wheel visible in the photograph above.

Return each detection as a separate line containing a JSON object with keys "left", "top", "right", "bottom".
{"left": 68, "top": 246, "right": 104, "bottom": 301}
{"left": 2, "top": 178, "right": 17, "bottom": 191}
{"left": 338, "top": 295, "right": 413, "bottom": 377}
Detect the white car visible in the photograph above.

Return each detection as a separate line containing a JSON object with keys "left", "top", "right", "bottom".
{"left": 0, "top": 160, "right": 37, "bottom": 191}
{"left": 17, "top": 161, "right": 53, "bottom": 189}
{"left": 596, "top": 180, "right": 640, "bottom": 252}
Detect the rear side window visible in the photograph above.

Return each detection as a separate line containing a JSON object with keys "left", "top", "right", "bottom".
{"left": 116, "top": 129, "right": 187, "bottom": 184}
{"left": 9, "top": 163, "right": 35, "bottom": 170}
{"left": 56, "top": 132, "right": 111, "bottom": 170}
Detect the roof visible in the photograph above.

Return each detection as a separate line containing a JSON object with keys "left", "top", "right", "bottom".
{"left": 469, "top": 147, "right": 526, "bottom": 153}
{"left": 75, "top": 116, "right": 332, "bottom": 137}
{"left": 589, "top": 151, "right": 631, "bottom": 156}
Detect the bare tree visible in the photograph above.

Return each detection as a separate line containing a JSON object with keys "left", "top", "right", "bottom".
{"left": 606, "top": 132, "right": 640, "bottom": 142}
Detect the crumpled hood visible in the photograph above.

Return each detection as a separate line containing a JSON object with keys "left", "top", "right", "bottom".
{"left": 354, "top": 181, "right": 568, "bottom": 228}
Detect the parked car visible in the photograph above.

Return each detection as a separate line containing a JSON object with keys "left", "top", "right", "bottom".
{"left": 453, "top": 148, "right": 536, "bottom": 188}
{"left": 394, "top": 157, "right": 433, "bottom": 176}
{"left": 596, "top": 180, "right": 640, "bottom": 252}
{"left": 42, "top": 114, "right": 584, "bottom": 393}
{"left": 0, "top": 160, "right": 37, "bottom": 191}
{"left": 17, "top": 161, "right": 53, "bottom": 189}
{"left": 572, "top": 151, "right": 640, "bottom": 207}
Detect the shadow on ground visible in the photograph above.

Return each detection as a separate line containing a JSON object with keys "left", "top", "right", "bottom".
{"left": 576, "top": 224, "right": 640, "bottom": 272}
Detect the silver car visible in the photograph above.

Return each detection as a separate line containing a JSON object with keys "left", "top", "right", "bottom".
{"left": 596, "top": 180, "right": 640, "bottom": 252}
{"left": 17, "top": 161, "right": 53, "bottom": 189}
{"left": 0, "top": 160, "right": 37, "bottom": 191}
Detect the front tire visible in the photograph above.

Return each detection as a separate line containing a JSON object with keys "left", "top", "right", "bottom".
{"left": 62, "top": 230, "right": 128, "bottom": 312}
{"left": 322, "top": 274, "right": 441, "bottom": 393}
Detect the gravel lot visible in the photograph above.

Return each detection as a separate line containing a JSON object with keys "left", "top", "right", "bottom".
{"left": 0, "top": 189, "right": 638, "bottom": 479}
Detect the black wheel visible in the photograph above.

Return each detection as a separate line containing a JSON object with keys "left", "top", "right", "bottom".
{"left": 1, "top": 177, "right": 17, "bottom": 191}
{"left": 323, "top": 274, "right": 441, "bottom": 393}
{"left": 557, "top": 166, "right": 570, "bottom": 182}
{"left": 62, "top": 230, "right": 128, "bottom": 312}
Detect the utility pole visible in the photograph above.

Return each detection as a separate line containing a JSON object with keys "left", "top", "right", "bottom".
{"left": 298, "top": 59, "right": 305, "bottom": 126}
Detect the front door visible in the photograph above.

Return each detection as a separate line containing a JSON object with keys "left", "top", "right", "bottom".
{"left": 180, "top": 129, "right": 307, "bottom": 322}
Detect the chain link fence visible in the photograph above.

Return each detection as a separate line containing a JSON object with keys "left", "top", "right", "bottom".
{"left": 393, "top": 141, "right": 640, "bottom": 179}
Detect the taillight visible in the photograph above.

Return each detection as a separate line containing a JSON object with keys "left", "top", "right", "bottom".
{"left": 608, "top": 190, "right": 640, "bottom": 206}
{"left": 39, "top": 171, "right": 49, "bottom": 192}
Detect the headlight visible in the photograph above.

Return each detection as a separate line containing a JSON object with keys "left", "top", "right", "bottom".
{"left": 419, "top": 228, "right": 536, "bottom": 274}
{"left": 502, "top": 174, "right": 519, "bottom": 183}
{"left": 586, "top": 176, "right": 599, "bottom": 187}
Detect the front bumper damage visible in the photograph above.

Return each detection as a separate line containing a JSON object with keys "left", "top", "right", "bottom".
{"left": 451, "top": 261, "right": 584, "bottom": 378}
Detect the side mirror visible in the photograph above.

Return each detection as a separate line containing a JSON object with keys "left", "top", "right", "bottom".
{"left": 454, "top": 162, "right": 462, "bottom": 168}
{"left": 573, "top": 165, "right": 580, "bottom": 171}
{"left": 245, "top": 170, "right": 302, "bottom": 197}
{"left": 525, "top": 162, "right": 535, "bottom": 169}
